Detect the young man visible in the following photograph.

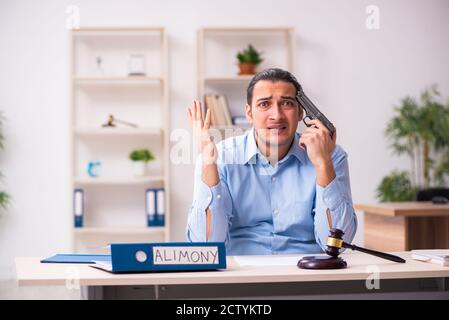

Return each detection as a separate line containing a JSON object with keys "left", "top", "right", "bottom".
{"left": 186, "top": 68, "right": 357, "bottom": 255}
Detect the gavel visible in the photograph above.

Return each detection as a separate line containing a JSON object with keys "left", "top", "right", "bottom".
{"left": 298, "top": 209, "right": 406, "bottom": 269}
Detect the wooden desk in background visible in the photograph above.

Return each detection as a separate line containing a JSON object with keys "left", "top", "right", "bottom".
{"left": 355, "top": 202, "right": 449, "bottom": 252}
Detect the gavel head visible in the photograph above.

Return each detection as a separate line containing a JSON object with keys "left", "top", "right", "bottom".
{"left": 325, "top": 228, "right": 345, "bottom": 257}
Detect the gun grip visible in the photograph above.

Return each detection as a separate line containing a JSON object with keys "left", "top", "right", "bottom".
{"left": 302, "top": 116, "right": 313, "bottom": 128}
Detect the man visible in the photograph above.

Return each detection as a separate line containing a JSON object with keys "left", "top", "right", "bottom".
{"left": 186, "top": 68, "right": 357, "bottom": 255}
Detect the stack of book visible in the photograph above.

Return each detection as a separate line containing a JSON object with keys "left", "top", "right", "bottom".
{"left": 232, "top": 116, "right": 250, "bottom": 126}
{"left": 204, "top": 94, "right": 233, "bottom": 126}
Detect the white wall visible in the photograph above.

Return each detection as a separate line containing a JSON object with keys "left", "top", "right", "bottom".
{"left": 1, "top": 0, "right": 449, "bottom": 279}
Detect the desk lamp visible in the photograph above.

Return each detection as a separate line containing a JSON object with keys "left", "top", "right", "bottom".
{"left": 298, "top": 209, "right": 406, "bottom": 269}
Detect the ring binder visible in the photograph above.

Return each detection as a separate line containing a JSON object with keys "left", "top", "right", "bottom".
{"left": 155, "top": 188, "right": 165, "bottom": 227}
{"left": 73, "top": 189, "right": 84, "bottom": 228}
{"left": 145, "top": 188, "right": 165, "bottom": 227}
{"left": 145, "top": 188, "right": 156, "bottom": 227}
{"left": 90, "top": 242, "right": 227, "bottom": 273}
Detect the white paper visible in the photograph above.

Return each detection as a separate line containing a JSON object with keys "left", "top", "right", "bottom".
{"left": 411, "top": 249, "right": 449, "bottom": 261}
{"left": 90, "top": 260, "right": 113, "bottom": 272}
{"left": 234, "top": 255, "right": 304, "bottom": 267}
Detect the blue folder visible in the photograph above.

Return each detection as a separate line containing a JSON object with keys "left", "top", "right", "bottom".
{"left": 90, "top": 242, "right": 227, "bottom": 274}
{"left": 41, "top": 254, "right": 111, "bottom": 264}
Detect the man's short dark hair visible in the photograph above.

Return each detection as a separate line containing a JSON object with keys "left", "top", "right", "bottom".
{"left": 246, "top": 68, "right": 301, "bottom": 105}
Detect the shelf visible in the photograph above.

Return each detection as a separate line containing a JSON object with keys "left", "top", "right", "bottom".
{"left": 73, "top": 226, "right": 166, "bottom": 235}
{"left": 73, "top": 27, "right": 165, "bottom": 34}
{"left": 74, "top": 176, "right": 165, "bottom": 186}
{"left": 74, "top": 127, "right": 163, "bottom": 137}
{"left": 210, "top": 125, "right": 251, "bottom": 130}
{"left": 71, "top": 27, "right": 170, "bottom": 251}
{"left": 73, "top": 76, "right": 163, "bottom": 86}
{"left": 201, "top": 27, "right": 293, "bottom": 33}
{"left": 198, "top": 27, "right": 294, "bottom": 143}
{"left": 203, "top": 76, "right": 254, "bottom": 83}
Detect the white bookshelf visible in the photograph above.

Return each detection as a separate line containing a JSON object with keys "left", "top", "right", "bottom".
{"left": 74, "top": 127, "right": 163, "bottom": 137}
{"left": 197, "top": 27, "right": 295, "bottom": 137}
{"left": 70, "top": 27, "right": 170, "bottom": 253}
{"left": 73, "top": 76, "right": 163, "bottom": 86}
{"left": 73, "top": 227, "right": 166, "bottom": 235}
{"left": 74, "top": 176, "right": 165, "bottom": 186}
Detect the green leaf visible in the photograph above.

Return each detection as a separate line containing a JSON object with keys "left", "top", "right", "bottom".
{"left": 129, "top": 149, "right": 155, "bottom": 163}
{"left": 236, "top": 44, "right": 264, "bottom": 64}
{"left": 434, "top": 151, "right": 449, "bottom": 185}
{"left": 0, "top": 191, "right": 10, "bottom": 209}
{"left": 383, "top": 85, "right": 449, "bottom": 189}
{"left": 376, "top": 171, "right": 415, "bottom": 202}
{"left": 0, "top": 111, "right": 5, "bottom": 150}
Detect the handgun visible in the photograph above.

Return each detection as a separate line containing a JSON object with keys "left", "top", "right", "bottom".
{"left": 296, "top": 86, "right": 335, "bottom": 137}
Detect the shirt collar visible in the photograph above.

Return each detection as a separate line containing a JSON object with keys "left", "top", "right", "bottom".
{"left": 244, "top": 128, "right": 259, "bottom": 165}
{"left": 244, "top": 127, "right": 306, "bottom": 165}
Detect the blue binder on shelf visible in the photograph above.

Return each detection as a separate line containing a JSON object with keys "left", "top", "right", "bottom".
{"left": 90, "top": 242, "right": 226, "bottom": 274}
{"left": 73, "top": 188, "right": 84, "bottom": 228}
{"left": 145, "top": 188, "right": 165, "bottom": 227}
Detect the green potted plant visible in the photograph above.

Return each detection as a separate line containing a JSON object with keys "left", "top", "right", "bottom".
{"left": 377, "top": 85, "right": 449, "bottom": 201}
{"left": 236, "top": 44, "right": 264, "bottom": 75}
{"left": 129, "top": 148, "right": 155, "bottom": 176}
{"left": 0, "top": 111, "right": 10, "bottom": 210}
{"left": 376, "top": 170, "right": 416, "bottom": 202}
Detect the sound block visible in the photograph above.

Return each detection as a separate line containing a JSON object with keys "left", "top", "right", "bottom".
{"left": 297, "top": 256, "right": 347, "bottom": 269}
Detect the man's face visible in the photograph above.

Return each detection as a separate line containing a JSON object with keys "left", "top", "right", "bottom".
{"left": 245, "top": 80, "right": 303, "bottom": 148}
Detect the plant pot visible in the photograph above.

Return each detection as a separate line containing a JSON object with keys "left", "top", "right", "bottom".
{"left": 133, "top": 161, "right": 148, "bottom": 177}
{"left": 238, "top": 63, "right": 256, "bottom": 75}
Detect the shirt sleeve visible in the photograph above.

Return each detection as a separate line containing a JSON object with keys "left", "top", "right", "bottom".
{"left": 186, "top": 154, "right": 233, "bottom": 243}
{"left": 313, "top": 145, "right": 358, "bottom": 252}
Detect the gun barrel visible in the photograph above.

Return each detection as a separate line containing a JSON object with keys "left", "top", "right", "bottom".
{"left": 297, "top": 90, "right": 335, "bottom": 136}
{"left": 298, "top": 92, "right": 320, "bottom": 115}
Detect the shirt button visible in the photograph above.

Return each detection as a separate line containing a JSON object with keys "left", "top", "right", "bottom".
{"left": 272, "top": 177, "right": 276, "bottom": 182}
{"left": 273, "top": 209, "right": 279, "bottom": 215}
{"left": 217, "top": 194, "right": 221, "bottom": 199}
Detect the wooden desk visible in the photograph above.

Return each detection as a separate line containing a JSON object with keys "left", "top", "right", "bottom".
{"left": 16, "top": 252, "right": 449, "bottom": 299}
{"left": 355, "top": 202, "right": 449, "bottom": 251}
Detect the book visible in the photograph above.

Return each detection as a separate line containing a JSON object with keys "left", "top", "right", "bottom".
{"left": 204, "top": 94, "right": 233, "bottom": 126}
{"left": 411, "top": 249, "right": 449, "bottom": 266}
{"left": 232, "top": 116, "right": 250, "bottom": 126}
{"left": 216, "top": 95, "right": 232, "bottom": 126}
{"left": 204, "top": 95, "right": 219, "bottom": 126}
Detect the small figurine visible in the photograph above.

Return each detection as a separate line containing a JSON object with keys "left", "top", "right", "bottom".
{"left": 102, "top": 114, "right": 138, "bottom": 128}
{"left": 87, "top": 161, "right": 101, "bottom": 177}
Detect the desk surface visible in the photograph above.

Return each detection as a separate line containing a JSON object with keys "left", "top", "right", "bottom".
{"left": 16, "top": 252, "right": 449, "bottom": 287}
{"left": 354, "top": 202, "right": 449, "bottom": 217}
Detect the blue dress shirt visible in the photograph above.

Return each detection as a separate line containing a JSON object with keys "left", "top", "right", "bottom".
{"left": 186, "top": 128, "right": 357, "bottom": 255}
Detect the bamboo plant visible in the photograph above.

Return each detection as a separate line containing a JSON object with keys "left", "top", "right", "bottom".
{"left": 378, "top": 85, "right": 449, "bottom": 201}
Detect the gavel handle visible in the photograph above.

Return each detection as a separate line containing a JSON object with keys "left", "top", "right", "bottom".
{"left": 343, "top": 243, "right": 406, "bottom": 263}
